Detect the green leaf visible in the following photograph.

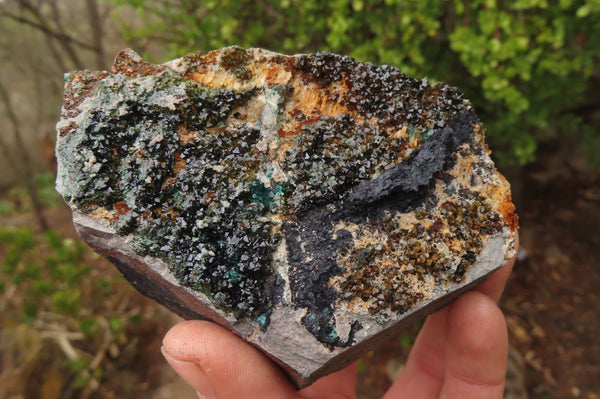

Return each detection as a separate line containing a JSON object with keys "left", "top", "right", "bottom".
{"left": 52, "top": 290, "right": 81, "bottom": 316}
{"left": 2, "top": 249, "right": 22, "bottom": 274}
{"left": 44, "top": 230, "right": 64, "bottom": 250}
{"left": 357, "top": 359, "right": 366, "bottom": 373}
{"left": 22, "top": 300, "right": 39, "bottom": 322}
{"left": 109, "top": 316, "right": 124, "bottom": 334}
{"left": 576, "top": 4, "right": 592, "bottom": 17}
{"left": 13, "top": 228, "right": 35, "bottom": 251}
{"left": 80, "top": 318, "right": 101, "bottom": 338}
{"left": 33, "top": 280, "right": 54, "bottom": 295}
{"left": 398, "top": 331, "right": 415, "bottom": 349}
{"left": 66, "top": 358, "right": 89, "bottom": 373}
{"left": 0, "top": 201, "right": 15, "bottom": 216}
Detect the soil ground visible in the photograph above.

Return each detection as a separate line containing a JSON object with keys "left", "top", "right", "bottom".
{"left": 501, "top": 141, "right": 600, "bottom": 399}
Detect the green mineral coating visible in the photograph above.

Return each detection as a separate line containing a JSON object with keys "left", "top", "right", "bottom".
{"left": 56, "top": 69, "right": 274, "bottom": 318}
{"left": 255, "top": 314, "right": 268, "bottom": 330}
{"left": 407, "top": 126, "right": 433, "bottom": 142}
{"left": 251, "top": 181, "right": 275, "bottom": 208}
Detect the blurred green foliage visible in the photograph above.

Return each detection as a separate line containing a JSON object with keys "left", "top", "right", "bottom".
{"left": 0, "top": 172, "right": 63, "bottom": 217}
{"left": 0, "top": 226, "right": 152, "bottom": 396}
{"left": 398, "top": 330, "right": 415, "bottom": 350}
{"left": 112, "top": 0, "right": 600, "bottom": 165}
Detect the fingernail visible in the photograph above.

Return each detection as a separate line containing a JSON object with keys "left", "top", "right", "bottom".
{"left": 161, "top": 346, "right": 216, "bottom": 398}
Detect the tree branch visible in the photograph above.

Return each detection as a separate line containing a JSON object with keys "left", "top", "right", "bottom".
{"left": 0, "top": 11, "right": 97, "bottom": 53}
{"left": 0, "top": 78, "right": 49, "bottom": 231}
{"left": 85, "top": 0, "right": 107, "bottom": 69}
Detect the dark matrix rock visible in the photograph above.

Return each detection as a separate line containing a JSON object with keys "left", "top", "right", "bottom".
{"left": 55, "top": 47, "right": 518, "bottom": 387}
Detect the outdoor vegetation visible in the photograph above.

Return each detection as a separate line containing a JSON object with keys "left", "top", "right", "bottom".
{"left": 0, "top": 0, "right": 599, "bottom": 398}
{"left": 115, "top": 0, "right": 600, "bottom": 165}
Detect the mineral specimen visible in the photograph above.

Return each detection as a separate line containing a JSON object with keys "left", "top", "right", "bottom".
{"left": 55, "top": 47, "right": 518, "bottom": 387}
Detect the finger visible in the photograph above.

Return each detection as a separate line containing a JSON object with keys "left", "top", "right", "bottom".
{"left": 439, "top": 291, "right": 508, "bottom": 399}
{"left": 162, "top": 320, "right": 297, "bottom": 399}
{"left": 298, "top": 362, "right": 358, "bottom": 399}
{"left": 476, "top": 232, "right": 519, "bottom": 302}
{"left": 383, "top": 307, "right": 449, "bottom": 399}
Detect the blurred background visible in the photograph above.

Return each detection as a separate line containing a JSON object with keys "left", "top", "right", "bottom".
{"left": 0, "top": 1, "right": 598, "bottom": 398}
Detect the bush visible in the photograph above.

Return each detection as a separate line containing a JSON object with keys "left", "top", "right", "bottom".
{"left": 1, "top": 172, "right": 63, "bottom": 217}
{"left": 113, "top": 0, "right": 600, "bottom": 165}
{"left": 0, "top": 227, "right": 162, "bottom": 397}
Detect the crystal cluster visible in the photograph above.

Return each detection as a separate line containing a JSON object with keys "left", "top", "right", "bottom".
{"left": 56, "top": 47, "right": 517, "bottom": 387}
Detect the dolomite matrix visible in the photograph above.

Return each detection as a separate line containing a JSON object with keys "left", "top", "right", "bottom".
{"left": 55, "top": 47, "right": 518, "bottom": 387}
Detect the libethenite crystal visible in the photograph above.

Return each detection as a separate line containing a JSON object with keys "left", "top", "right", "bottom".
{"left": 55, "top": 47, "right": 518, "bottom": 387}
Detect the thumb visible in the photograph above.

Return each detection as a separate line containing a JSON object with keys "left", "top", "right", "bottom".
{"left": 161, "top": 347, "right": 215, "bottom": 398}
{"left": 162, "top": 320, "right": 297, "bottom": 399}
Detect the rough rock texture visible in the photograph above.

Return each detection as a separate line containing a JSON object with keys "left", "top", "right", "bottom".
{"left": 55, "top": 47, "right": 518, "bottom": 387}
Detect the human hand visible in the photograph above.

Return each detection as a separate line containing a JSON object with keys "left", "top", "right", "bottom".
{"left": 161, "top": 238, "right": 518, "bottom": 399}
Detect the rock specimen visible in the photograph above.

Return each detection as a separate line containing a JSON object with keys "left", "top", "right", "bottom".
{"left": 55, "top": 47, "right": 518, "bottom": 387}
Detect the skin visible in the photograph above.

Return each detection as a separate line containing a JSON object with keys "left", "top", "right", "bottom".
{"left": 162, "top": 236, "right": 518, "bottom": 399}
